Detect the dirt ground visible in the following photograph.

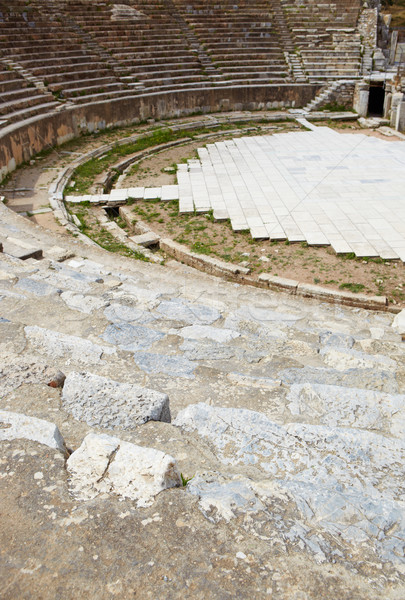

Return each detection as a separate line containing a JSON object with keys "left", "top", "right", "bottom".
{"left": 120, "top": 199, "right": 405, "bottom": 305}
{"left": 120, "top": 123, "right": 301, "bottom": 189}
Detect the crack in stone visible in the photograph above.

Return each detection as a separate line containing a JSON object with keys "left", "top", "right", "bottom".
{"left": 96, "top": 445, "right": 120, "bottom": 484}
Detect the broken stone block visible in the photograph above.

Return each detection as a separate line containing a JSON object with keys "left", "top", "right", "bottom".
{"left": 129, "top": 232, "right": 160, "bottom": 248}
{"left": 62, "top": 371, "right": 171, "bottom": 429}
{"left": 44, "top": 246, "right": 75, "bottom": 262}
{"left": 67, "top": 432, "right": 181, "bottom": 506}
{"left": 0, "top": 410, "right": 66, "bottom": 453}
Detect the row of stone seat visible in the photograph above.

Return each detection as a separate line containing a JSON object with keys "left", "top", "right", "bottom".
{"left": 172, "top": 0, "right": 290, "bottom": 83}
{"left": 280, "top": 0, "right": 362, "bottom": 81}
{"left": 0, "top": 0, "right": 367, "bottom": 125}
{"left": 67, "top": 0, "right": 210, "bottom": 91}
{"left": 0, "top": 63, "right": 58, "bottom": 125}
{"left": 0, "top": 0, "right": 131, "bottom": 103}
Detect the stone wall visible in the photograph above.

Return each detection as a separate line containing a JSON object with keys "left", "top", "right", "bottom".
{"left": 328, "top": 81, "right": 356, "bottom": 109}
{"left": 0, "top": 84, "right": 320, "bottom": 181}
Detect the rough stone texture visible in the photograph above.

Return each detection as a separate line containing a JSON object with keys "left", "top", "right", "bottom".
{"left": 175, "top": 403, "right": 405, "bottom": 566}
{"left": 62, "top": 371, "right": 171, "bottom": 429}
{"left": 0, "top": 358, "right": 60, "bottom": 397}
{"left": 101, "top": 322, "right": 164, "bottom": 351}
{"left": 319, "top": 330, "right": 355, "bottom": 349}
{"left": 320, "top": 346, "right": 397, "bottom": 371}
{"left": 392, "top": 309, "right": 405, "bottom": 334}
{"left": 25, "top": 325, "right": 115, "bottom": 364}
{"left": 133, "top": 351, "right": 196, "bottom": 379}
{"left": 180, "top": 339, "right": 237, "bottom": 361}
{"left": 104, "top": 302, "right": 155, "bottom": 325}
{"left": 0, "top": 410, "right": 66, "bottom": 452}
{"left": 16, "top": 278, "right": 60, "bottom": 297}
{"left": 67, "top": 433, "right": 181, "bottom": 506}
{"left": 280, "top": 365, "right": 399, "bottom": 393}
{"left": 155, "top": 298, "right": 221, "bottom": 326}
{"left": 286, "top": 382, "right": 405, "bottom": 437}
{"left": 60, "top": 291, "right": 108, "bottom": 314}
{"left": 176, "top": 324, "right": 240, "bottom": 343}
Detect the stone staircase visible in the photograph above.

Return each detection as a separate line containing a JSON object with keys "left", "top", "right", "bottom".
{"left": 0, "top": 196, "right": 404, "bottom": 597}
{"left": 272, "top": 0, "right": 308, "bottom": 82}
{"left": 164, "top": 0, "right": 224, "bottom": 83}
{"left": 303, "top": 79, "right": 345, "bottom": 111}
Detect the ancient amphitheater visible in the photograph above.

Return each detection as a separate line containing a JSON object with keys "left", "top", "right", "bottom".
{"left": 1, "top": 1, "right": 405, "bottom": 598}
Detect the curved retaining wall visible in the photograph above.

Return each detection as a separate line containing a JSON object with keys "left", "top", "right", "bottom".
{"left": 0, "top": 84, "right": 320, "bottom": 180}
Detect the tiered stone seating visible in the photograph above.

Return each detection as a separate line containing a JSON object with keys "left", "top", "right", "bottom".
{"left": 172, "top": 0, "right": 290, "bottom": 84}
{"left": 0, "top": 63, "right": 58, "bottom": 126}
{"left": 0, "top": 0, "right": 128, "bottom": 103}
{"left": 1, "top": 195, "right": 405, "bottom": 597}
{"left": 0, "top": 0, "right": 367, "bottom": 124}
{"left": 280, "top": 0, "right": 363, "bottom": 81}
{"left": 68, "top": 0, "right": 210, "bottom": 93}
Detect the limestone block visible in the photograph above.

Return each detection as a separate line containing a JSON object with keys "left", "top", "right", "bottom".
{"left": 358, "top": 117, "right": 381, "bottom": 129}
{"left": 67, "top": 432, "right": 181, "bottom": 506}
{"left": 392, "top": 309, "right": 405, "bottom": 335}
{"left": 155, "top": 298, "right": 221, "bottom": 325}
{"left": 0, "top": 410, "right": 66, "bottom": 452}
{"left": 61, "top": 291, "right": 108, "bottom": 314}
{"left": 395, "top": 101, "right": 405, "bottom": 133}
{"left": 132, "top": 352, "right": 196, "bottom": 379}
{"left": 129, "top": 232, "right": 160, "bottom": 248}
{"left": 319, "top": 347, "right": 396, "bottom": 371}
{"left": 101, "top": 322, "right": 164, "bottom": 351}
{"left": 16, "top": 278, "right": 58, "bottom": 297}
{"left": 175, "top": 324, "right": 240, "bottom": 343}
{"left": 174, "top": 403, "right": 405, "bottom": 563}
{"left": 44, "top": 246, "right": 75, "bottom": 262}
{"left": 62, "top": 371, "right": 171, "bottom": 429}
{"left": 258, "top": 273, "right": 299, "bottom": 293}
{"left": 25, "top": 325, "right": 116, "bottom": 364}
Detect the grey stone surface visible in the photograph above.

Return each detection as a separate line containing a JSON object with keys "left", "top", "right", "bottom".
{"left": 155, "top": 298, "right": 221, "bottom": 325}
{"left": 175, "top": 403, "right": 405, "bottom": 565}
{"left": 224, "top": 308, "right": 289, "bottom": 341}
{"left": 180, "top": 340, "right": 236, "bottom": 361}
{"left": 16, "top": 278, "right": 60, "bottom": 297}
{"left": 101, "top": 322, "right": 164, "bottom": 351}
{"left": 60, "top": 291, "right": 108, "bottom": 314}
{"left": 0, "top": 410, "right": 66, "bottom": 452}
{"left": 319, "top": 330, "right": 355, "bottom": 349}
{"left": 104, "top": 303, "right": 155, "bottom": 325}
{"left": 25, "top": 325, "right": 115, "bottom": 364}
{"left": 188, "top": 472, "right": 265, "bottom": 522}
{"left": 286, "top": 382, "right": 405, "bottom": 437}
{"left": 2, "top": 195, "right": 405, "bottom": 597}
{"left": 392, "top": 309, "right": 405, "bottom": 334}
{"left": 176, "top": 324, "right": 240, "bottom": 343}
{"left": 280, "top": 366, "right": 399, "bottom": 393}
{"left": 62, "top": 371, "right": 170, "bottom": 429}
{"left": 133, "top": 352, "right": 195, "bottom": 378}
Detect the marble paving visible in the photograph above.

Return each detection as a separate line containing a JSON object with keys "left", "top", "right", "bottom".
{"left": 175, "top": 125, "right": 405, "bottom": 261}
